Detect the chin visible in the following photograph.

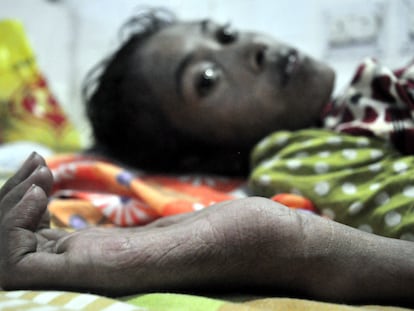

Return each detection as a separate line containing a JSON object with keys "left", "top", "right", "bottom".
{"left": 302, "top": 61, "right": 335, "bottom": 125}
{"left": 316, "top": 64, "right": 336, "bottom": 109}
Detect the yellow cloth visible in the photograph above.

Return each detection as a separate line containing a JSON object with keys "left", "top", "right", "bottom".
{"left": 0, "top": 19, "right": 81, "bottom": 151}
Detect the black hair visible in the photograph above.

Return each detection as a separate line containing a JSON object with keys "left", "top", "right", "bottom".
{"left": 83, "top": 7, "right": 250, "bottom": 176}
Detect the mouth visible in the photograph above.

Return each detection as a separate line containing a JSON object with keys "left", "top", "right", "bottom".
{"left": 281, "top": 49, "right": 301, "bottom": 86}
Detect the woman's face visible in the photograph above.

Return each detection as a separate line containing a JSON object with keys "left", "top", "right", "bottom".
{"left": 134, "top": 20, "right": 335, "bottom": 147}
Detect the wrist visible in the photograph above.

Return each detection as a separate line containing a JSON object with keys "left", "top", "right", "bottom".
{"left": 298, "top": 215, "right": 414, "bottom": 304}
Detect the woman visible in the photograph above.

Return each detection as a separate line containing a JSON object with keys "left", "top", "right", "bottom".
{"left": 0, "top": 8, "right": 413, "bottom": 306}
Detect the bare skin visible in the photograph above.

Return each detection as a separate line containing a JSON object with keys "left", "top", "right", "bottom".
{"left": 137, "top": 20, "right": 334, "bottom": 144}
{"left": 1, "top": 152, "right": 413, "bottom": 306}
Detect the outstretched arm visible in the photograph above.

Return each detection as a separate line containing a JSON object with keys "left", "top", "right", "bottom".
{"left": 0, "top": 153, "right": 413, "bottom": 306}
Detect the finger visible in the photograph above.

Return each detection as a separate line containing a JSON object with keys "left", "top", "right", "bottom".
{"left": 0, "top": 165, "right": 53, "bottom": 222}
{"left": 0, "top": 152, "right": 46, "bottom": 201}
{"left": 6, "top": 184, "right": 49, "bottom": 231}
{"left": 37, "top": 209, "right": 51, "bottom": 230}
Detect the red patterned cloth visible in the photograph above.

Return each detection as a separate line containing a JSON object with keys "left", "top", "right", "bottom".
{"left": 322, "top": 58, "right": 414, "bottom": 154}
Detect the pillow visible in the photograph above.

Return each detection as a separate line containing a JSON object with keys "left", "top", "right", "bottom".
{"left": 0, "top": 19, "right": 81, "bottom": 152}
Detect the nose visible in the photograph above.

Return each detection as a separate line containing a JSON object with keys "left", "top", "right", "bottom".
{"left": 248, "top": 42, "right": 268, "bottom": 73}
{"left": 247, "top": 39, "right": 299, "bottom": 81}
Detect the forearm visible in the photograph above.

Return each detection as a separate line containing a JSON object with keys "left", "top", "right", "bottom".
{"left": 107, "top": 199, "right": 414, "bottom": 304}
{"left": 257, "top": 210, "right": 414, "bottom": 304}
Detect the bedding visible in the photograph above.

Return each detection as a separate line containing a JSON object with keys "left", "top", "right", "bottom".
{"left": 0, "top": 290, "right": 412, "bottom": 311}
{"left": 47, "top": 154, "right": 247, "bottom": 228}
{"left": 322, "top": 57, "right": 414, "bottom": 155}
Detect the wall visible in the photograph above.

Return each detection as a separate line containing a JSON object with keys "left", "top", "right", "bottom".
{"left": 1, "top": 0, "right": 413, "bottom": 145}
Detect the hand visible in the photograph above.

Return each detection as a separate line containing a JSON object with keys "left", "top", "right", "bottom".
{"left": 0, "top": 153, "right": 126, "bottom": 292}
{"left": 0, "top": 153, "right": 72, "bottom": 289}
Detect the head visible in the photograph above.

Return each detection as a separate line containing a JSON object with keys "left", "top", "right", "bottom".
{"left": 85, "top": 8, "right": 335, "bottom": 176}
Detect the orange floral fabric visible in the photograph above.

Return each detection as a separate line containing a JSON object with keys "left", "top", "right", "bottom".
{"left": 47, "top": 154, "right": 245, "bottom": 229}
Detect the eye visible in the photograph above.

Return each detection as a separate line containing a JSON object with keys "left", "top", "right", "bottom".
{"left": 216, "top": 23, "right": 238, "bottom": 44}
{"left": 195, "top": 66, "right": 221, "bottom": 97}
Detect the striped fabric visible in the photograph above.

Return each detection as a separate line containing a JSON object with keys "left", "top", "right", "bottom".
{"left": 1, "top": 291, "right": 412, "bottom": 311}
{"left": 0, "top": 291, "right": 146, "bottom": 311}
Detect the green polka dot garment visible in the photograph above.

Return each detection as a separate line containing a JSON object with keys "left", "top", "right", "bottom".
{"left": 249, "top": 129, "right": 414, "bottom": 240}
